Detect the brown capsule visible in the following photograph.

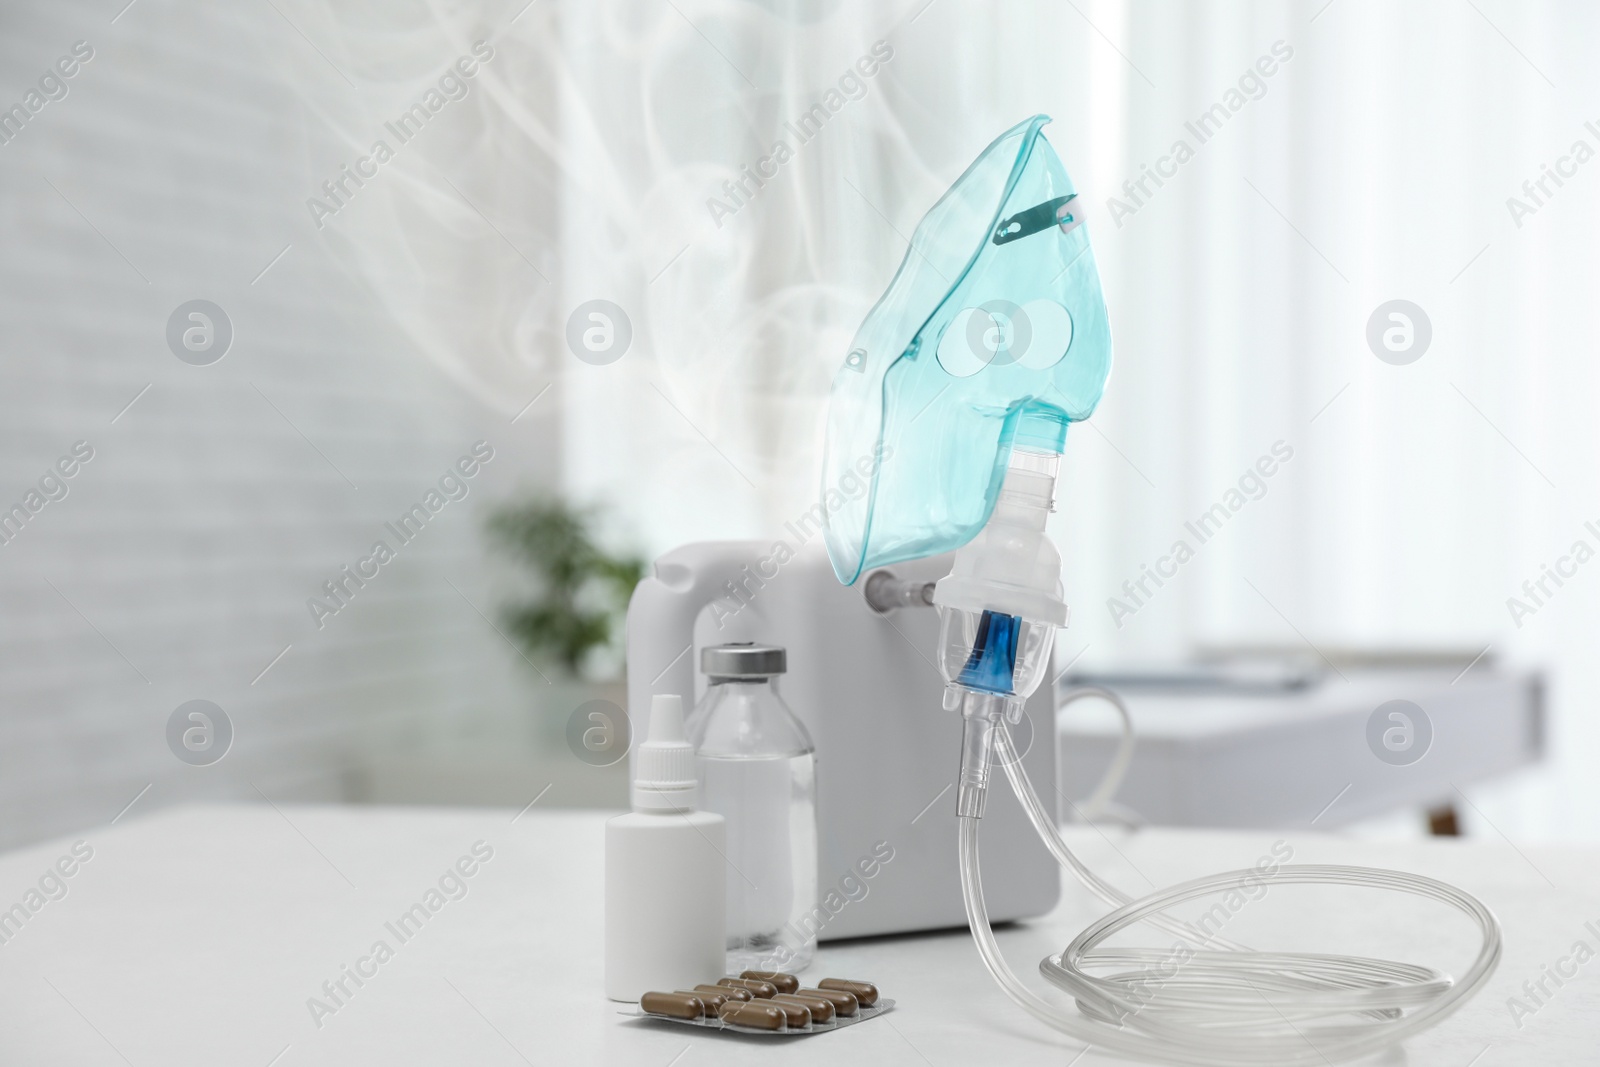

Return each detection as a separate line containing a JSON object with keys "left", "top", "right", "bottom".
{"left": 773, "top": 991, "right": 835, "bottom": 1023}
{"left": 639, "top": 991, "right": 705, "bottom": 1020}
{"left": 763, "top": 998, "right": 811, "bottom": 1028}
{"left": 740, "top": 970, "right": 801, "bottom": 994}
{"left": 818, "top": 978, "right": 879, "bottom": 1007}
{"left": 695, "top": 983, "right": 750, "bottom": 1002}
{"left": 798, "top": 987, "right": 858, "bottom": 1016}
{"left": 676, "top": 989, "right": 729, "bottom": 1012}
{"left": 718, "top": 977, "right": 778, "bottom": 998}
{"left": 718, "top": 1000, "right": 787, "bottom": 1030}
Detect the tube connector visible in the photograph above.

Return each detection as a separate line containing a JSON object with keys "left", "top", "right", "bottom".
{"left": 955, "top": 689, "right": 1006, "bottom": 819}
{"left": 864, "top": 570, "right": 936, "bottom": 614}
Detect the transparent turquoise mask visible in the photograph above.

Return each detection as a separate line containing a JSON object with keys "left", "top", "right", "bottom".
{"left": 823, "top": 115, "right": 1113, "bottom": 585}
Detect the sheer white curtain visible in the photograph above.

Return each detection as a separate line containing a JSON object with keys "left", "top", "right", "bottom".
{"left": 299, "top": 0, "right": 1598, "bottom": 839}
{"left": 1097, "top": 3, "right": 1592, "bottom": 841}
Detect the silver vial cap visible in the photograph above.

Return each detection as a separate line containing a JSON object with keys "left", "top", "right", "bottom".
{"left": 700, "top": 643, "right": 786, "bottom": 679}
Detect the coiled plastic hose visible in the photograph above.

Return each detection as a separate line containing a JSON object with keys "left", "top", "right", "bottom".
{"left": 958, "top": 709, "right": 1503, "bottom": 1066}
{"left": 1059, "top": 687, "right": 1138, "bottom": 826}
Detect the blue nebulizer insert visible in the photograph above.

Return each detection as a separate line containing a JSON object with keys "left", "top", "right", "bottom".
{"left": 956, "top": 609, "right": 1021, "bottom": 694}
{"left": 822, "top": 114, "right": 1113, "bottom": 585}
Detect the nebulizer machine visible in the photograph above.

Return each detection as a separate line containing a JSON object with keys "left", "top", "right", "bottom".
{"left": 822, "top": 115, "right": 1502, "bottom": 1065}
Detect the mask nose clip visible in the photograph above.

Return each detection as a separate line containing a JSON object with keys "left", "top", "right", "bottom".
{"left": 992, "top": 194, "right": 1078, "bottom": 245}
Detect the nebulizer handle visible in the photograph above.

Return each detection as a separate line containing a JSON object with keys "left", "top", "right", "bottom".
{"left": 624, "top": 541, "right": 769, "bottom": 736}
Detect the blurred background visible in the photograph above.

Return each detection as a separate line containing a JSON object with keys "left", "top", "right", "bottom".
{"left": 0, "top": 0, "right": 1588, "bottom": 848}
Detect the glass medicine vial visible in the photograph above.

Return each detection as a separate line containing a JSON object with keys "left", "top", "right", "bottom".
{"left": 688, "top": 643, "right": 819, "bottom": 972}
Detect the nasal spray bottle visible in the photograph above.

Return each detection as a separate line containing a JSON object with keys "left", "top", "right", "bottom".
{"left": 605, "top": 695, "right": 726, "bottom": 1001}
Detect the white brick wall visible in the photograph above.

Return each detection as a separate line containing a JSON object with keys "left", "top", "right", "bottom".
{"left": 0, "top": 2, "right": 564, "bottom": 847}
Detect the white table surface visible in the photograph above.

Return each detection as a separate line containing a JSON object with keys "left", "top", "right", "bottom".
{"left": 0, "top": 803, "right": 1593, "bottom": 1066}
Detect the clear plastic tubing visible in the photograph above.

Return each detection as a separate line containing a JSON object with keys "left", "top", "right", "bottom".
{"left": 959, "top": 723, "right": 1503, "bottom": 1066}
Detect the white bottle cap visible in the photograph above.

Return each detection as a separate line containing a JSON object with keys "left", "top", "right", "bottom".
{"left": 631, "top": 694, "right": 698, "bottom": 812}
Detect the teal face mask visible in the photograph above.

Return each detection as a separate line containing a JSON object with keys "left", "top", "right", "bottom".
{"left": 822, "top": 114, "right": 1114, "bottom": 585}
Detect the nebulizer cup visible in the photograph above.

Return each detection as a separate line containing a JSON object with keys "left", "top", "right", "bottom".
{"left": 933, "top": 445, "right": 1067, "bottom": 818}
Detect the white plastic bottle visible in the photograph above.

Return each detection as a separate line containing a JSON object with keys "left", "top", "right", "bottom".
{"left": 605, "top": 694, "right": 726, "bottom": 1001}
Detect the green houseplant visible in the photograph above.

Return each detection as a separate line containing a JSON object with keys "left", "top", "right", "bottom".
{"left": 486, "top": 497, "right": 644, "bottom": 679}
